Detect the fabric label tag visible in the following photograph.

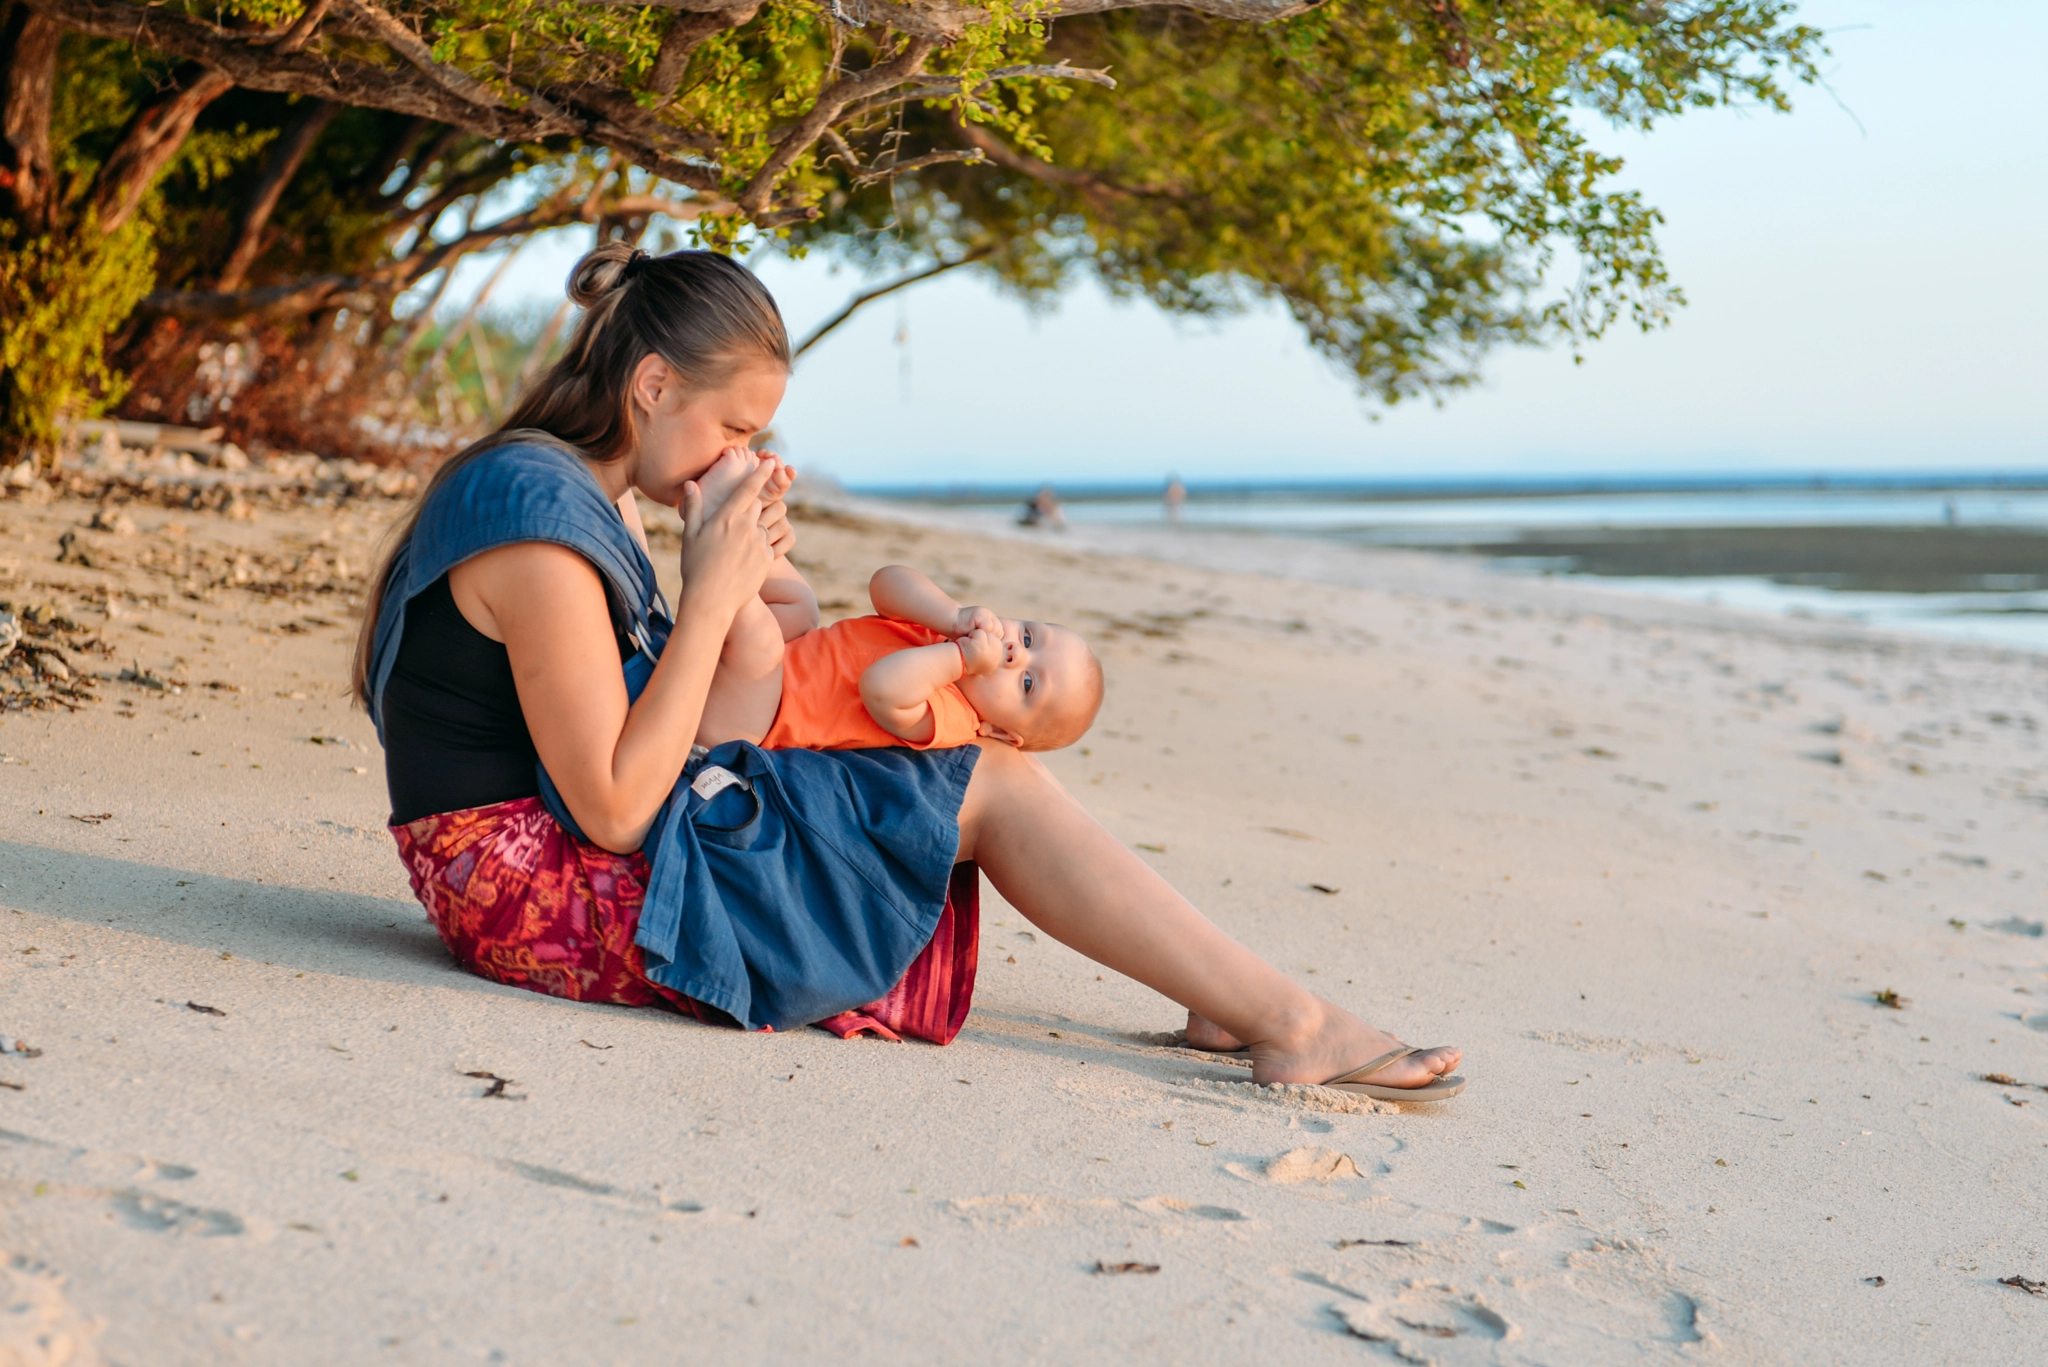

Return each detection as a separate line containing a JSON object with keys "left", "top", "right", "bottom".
{"left": 690, "top": 765, "right": 745, "bottom": 801}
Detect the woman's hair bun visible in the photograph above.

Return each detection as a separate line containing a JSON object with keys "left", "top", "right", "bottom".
{"left": 567, "top": 240, "right": 640, "bottom": 309}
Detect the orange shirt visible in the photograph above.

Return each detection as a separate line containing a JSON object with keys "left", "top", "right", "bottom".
{"left": 761, "top": 616, "right": 981, "bottom": 751}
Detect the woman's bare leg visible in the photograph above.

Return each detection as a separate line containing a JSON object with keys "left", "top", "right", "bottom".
{"left": 1184, "top": 1012, "right": 1246, "bottom": 1052}
{"left": 955, "top": 744, "right": 1460, "bottom": 1088}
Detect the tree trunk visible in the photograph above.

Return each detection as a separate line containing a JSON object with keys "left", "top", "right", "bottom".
{"left": 0, "top": 4, "right": 62, "bottom": 231}
{"left": 87, "top": 63, "right": 236, "bottom": 233}
{"left": 216, "top": 98, "right": 340, "bottom": 292}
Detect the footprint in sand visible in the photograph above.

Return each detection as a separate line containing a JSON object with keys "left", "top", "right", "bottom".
{"left": 1315, "top": 1218, "right": 1712, "bottom": 1363}
{"left": 2, "top": 1127, "right": 245, "bottom": 1240}
{"left": 1331, "top": 1286, "right": 1512, "bottom": 1355}
{"left": 1227, "top": 1146, "right": 1364, "bottom": 1185}
{"left": 0, "top": 1252, "right": 109, "bottom": 1366}
{"left": 108, "top": 1189, "right": 245, "bottom": 1237}
{"left": 1985, "top": 916, "right": 2044, "bottom": 937}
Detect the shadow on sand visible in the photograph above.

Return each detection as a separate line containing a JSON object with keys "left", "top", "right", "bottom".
{"left": 0, "top": 838, "right": 520, "bottom": 996}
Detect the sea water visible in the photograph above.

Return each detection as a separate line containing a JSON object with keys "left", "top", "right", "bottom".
{"left": 867, "top": 482, "right": 2048, "bottom": 655}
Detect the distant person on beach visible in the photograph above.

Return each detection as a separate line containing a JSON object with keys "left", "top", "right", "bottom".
{"left": 1019, "top": 483, "right": 1066, "bottom": 530}
{"left": 352, "top": 243, "right": 1462, "bottom": 1099}
{"left": 692, "top": 527, "right": 1103, "bottom": 753}
{"left": 1164, "top": 476, "right": 1187, "bottom": 524}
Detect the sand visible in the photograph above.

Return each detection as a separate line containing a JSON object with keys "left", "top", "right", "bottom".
{"left": 2, "top": 484, "right": 2045, "bottom": 1365}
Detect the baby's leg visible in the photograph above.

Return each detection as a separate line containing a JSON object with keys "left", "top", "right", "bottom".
{"left": 696, "top": 596, "right": 786, "bottom": 746}
{"left": 759, "top": 554, "right": 819, "bottom": 642}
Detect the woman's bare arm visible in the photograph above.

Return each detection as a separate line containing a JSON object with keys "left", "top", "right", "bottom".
{"left": 450, "top": 459, "right": 781, "bottom": 852}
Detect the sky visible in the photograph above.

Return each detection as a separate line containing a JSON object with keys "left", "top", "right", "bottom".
{"left": 450, "top": 1, "right": 2048, "bottom": 487}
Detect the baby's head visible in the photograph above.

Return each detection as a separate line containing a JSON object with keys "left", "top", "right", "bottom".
{"left": 956, "top": 619, "right": 1103, "bottom": 752}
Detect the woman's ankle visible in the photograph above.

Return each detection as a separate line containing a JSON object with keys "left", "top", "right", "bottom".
{"left": 1236, "top": 993, "right": 1330, "bottom": 1058}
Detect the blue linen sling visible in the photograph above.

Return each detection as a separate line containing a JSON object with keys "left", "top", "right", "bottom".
{"left": 368, "top": 438, "right": 974, "bottom": 1030}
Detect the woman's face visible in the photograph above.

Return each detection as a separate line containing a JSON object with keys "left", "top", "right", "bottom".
{"left": 624, "top": 354, "right": 788, "bottom": 507}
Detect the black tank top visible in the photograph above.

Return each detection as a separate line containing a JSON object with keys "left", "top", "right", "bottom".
{"left": 381, "top": 574, "right": 628, "bottom": 825}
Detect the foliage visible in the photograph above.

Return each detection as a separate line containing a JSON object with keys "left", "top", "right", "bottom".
{"left": 790, "top": 3, "right": 1824, "bottom": 401}
{"left": 4, "top": 0, "right": 1824, "bottom": 456}
{"left": 0, "top": 210, "right": 157, "bottom": 465}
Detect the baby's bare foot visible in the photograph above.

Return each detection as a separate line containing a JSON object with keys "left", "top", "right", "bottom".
{"left": 694, "top": 446, "right": 759, "bottom": 511}
{"left": 1184, "top": 1009, "right": 1245, "bottom": 1052}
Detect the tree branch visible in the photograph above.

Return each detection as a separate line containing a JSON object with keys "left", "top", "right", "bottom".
{"left": 417, "top": 236, "right": 523, "bottom": 393}
{"left": 820, "top": 126, "right": 861, "bottom": 171}
{"left": 23, "top": 0, "right": 1280, "bottom": 236}
{"left": 331, "top": 0, "right": 509, "bottom": 116}
{"left": 951, "top": 115, "right": 1156, "bottom": 206}
{"left": 375, "top": 120, "right": 457, "bottom": 206}
{"left": 23, "top": 0, "right": 575, "bottom": 148}
{"left": 647, "top": 2, "right": 760, "bottom": 97}
{"left": 87, "top": 63, "right": 235, "bottom": 233}
{"left": 571, "top": 0, "right": 1325, "bottom": 41}
{"left": 610, "top": 193, "right": 731, "bottom": 219}
{"left": 737, "top": 37, "right": 937, "bottom": 215}
{"left": 217, "top": 98, "right": 340, "bottom": 292}
{"left": 139, "top": 275, "right": 375, "bottom": 321}
{"left": 268, "top": 0, "right": 334, "bottom": 54}
{"left": 793, "top": 245, "right": 992, "bottom": 357}
{"left": 839, "top": 61, "right": 1116, "bottom": 125}
{"left": 851, "top": 147, "right": 984, "bottom": 186}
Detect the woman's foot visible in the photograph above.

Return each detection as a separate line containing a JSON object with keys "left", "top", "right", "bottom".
{"left": 1184, "top": 1009, "right": 1246, "bottom": 1052}
{"left": 1239, "top": 998, "right": 1462, "bottom": 1089}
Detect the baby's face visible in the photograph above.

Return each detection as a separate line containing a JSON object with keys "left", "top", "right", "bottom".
{"left": 956, "top": 619, "right": 1095, "bottom": 749}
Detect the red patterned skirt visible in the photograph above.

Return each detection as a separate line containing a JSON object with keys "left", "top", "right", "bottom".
{"left": 391, "top": 796, "right": 978, "bottom": 1044}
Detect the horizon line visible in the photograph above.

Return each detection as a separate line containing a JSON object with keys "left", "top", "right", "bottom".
{"left": 845, "top": 469, "right": 2048, "bottom": 505}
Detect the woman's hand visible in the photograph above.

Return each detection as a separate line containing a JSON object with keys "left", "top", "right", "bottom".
{"left": 678, "top": 456, "right": 777, "bottom": 631}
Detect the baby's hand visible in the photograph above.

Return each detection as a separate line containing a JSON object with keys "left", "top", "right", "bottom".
{"left": 956, "top": 626, "right": 1004, "bottom": 676}
{"left": 953, "top": 604, "right": 1001, "bottom": 638}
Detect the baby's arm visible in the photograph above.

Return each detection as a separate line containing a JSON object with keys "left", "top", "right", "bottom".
{"left": 760, "top": 555, "right": 818, "bottom": 641}
{"left": 859, "top": 627, "right": 1003, "bottom": 744}
{"left": 869, "top": 565, "right": 998, "bottom": 638}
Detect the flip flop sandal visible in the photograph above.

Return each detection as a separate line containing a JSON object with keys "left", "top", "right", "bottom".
{"left": 1319, "top": 1046, "right": 1466, "bottom": 1102}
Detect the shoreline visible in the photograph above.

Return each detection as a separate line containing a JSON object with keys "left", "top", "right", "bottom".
{"left": 842, "top": 491, "right": 2048, "bottom": 663}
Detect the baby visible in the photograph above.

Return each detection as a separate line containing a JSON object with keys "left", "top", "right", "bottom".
{"left": 692, "top": 453, "right": 1102, "bottom": 754}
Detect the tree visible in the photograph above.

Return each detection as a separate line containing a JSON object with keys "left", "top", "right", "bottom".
{"left": 0, "top": 1, "right": 1822, "bottom": 464}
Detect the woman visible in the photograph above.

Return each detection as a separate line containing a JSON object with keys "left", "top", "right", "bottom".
{"left": 353, "top": 243, "right": 1462, "bottom": 1099}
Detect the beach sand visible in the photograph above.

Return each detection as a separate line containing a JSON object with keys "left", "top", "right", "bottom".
{"left": 2, "top": 486, "right": 2045, "bottom": 1364}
